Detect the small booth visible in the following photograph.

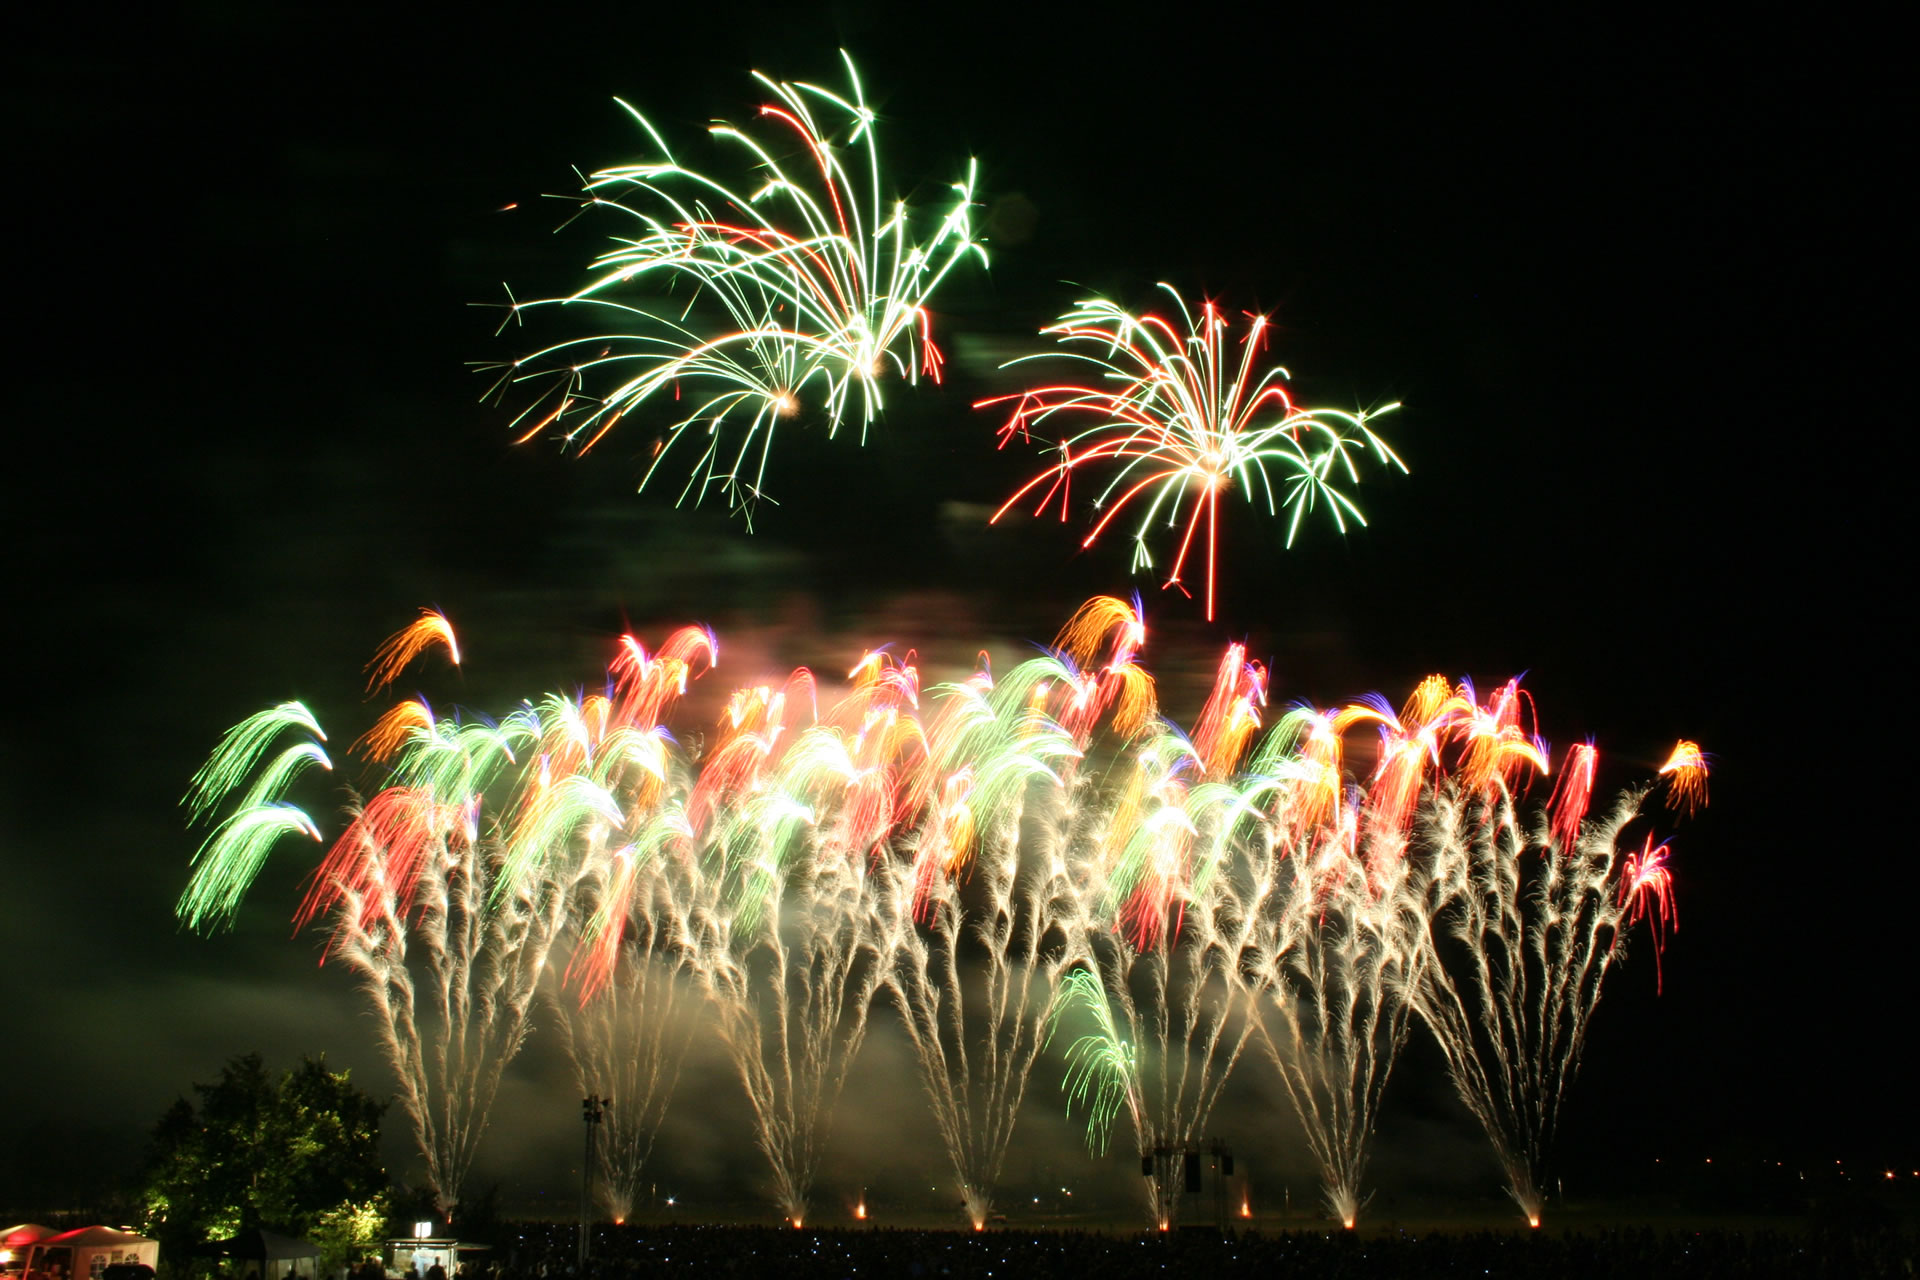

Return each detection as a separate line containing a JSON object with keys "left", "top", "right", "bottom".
{"left": 384, "top": 1238, "right": 449, "bottom": 1280}
{"left": 205, "top": 1232, "right": 322, "bottom": 1280}
{"left": 383, "top": 1222, "right": 488, "bottom": 1280}
{"left": 23, "top": 1227, "right": 159, "bottom": 1280}
{"left": 381, "top": 1240, "right": 483, "bottom": 1280}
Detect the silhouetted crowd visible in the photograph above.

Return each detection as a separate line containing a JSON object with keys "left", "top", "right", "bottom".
{"left": 451, "top": 1221, "right": 1913, "bottom": 1278}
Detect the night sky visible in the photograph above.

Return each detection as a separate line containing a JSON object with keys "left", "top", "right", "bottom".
{"left": 7, "top": 3, "right": 1904, "bottom": 1215}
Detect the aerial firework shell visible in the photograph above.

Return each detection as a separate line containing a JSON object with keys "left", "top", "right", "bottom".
{"left": 985, "top": 288, "right": 1405, "bottom": 620}
{"left": 490, "top": 53, "right": 984, "bottom": 520}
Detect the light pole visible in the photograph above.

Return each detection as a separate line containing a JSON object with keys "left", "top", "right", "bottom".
{"left": 581, "top": 1094, "right": 609, "bottom": 1268}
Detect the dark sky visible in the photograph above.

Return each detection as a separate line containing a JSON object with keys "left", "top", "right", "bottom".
{"left": 6, "top": 2, "right": 1904, "bottom": 1215}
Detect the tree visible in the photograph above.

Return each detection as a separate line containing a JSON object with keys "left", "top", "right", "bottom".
{"left": 142, "top": 1054, "right": 390, "bottom": 1274}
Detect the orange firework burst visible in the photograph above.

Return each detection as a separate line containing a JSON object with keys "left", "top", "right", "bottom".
{"left": 365, "top": 608, "right": 461, "bottom": 693}
{"left": 1052, "top": 595, "right": 1146, "bottom": 671}
{"left": 354, "top": 697, "right": 436, "bottom": 763}
{"left": 1658, "top": 740, "right": 1709, "bottom": 816}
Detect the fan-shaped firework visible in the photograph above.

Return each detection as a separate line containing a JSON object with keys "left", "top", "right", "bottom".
{"left": 178, "top": 701, "right": 331, "bottom": 933}
{"left": 487, "top": 52, "right": 984, "bottom": 523}
{"left": 983, "top": 287, "right": 1405, "bottom": 619}
{"left": 1413, "top": 772, "right": 1683, "bottom": 1227}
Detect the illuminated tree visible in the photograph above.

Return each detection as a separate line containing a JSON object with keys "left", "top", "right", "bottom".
{"left": 141, "top": 1054, "right": 389, "bottom": 1273}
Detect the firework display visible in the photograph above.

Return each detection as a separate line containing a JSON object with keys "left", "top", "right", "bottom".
{"left": 486, "top": 52, "right": 984, "bottom": 523}
{"left": 983, "top": 288, "right": 1406, "bottom": 620}
{"left": 181, "top": 598, "right": 1699, "bottom": 1227}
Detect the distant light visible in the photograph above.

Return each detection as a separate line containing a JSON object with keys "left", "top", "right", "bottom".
{"left": 413, "top": 1222, "right": 432, "bottom": 1240}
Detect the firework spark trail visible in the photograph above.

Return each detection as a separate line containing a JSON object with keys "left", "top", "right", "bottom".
{"left": 178, "top": 701, "right": 333, "bottom": 933}
{"left": 337, "top": 820, "right": 570, "bottom": 1215}
{"left": 690, "top": 827, "right": 888, "bottom": 1226}
{"left": 548, "top": 876, "right": 701, "bottom": 1222}
{"left": 872, "top": 661, "right": 1080, "bottom": 1228}
{"left": 541, "top": 630, "right": 717, "bottom": 1221}
{"left": 1620, "top": 833, "right": 1678, "bottom": 994}
{"left": 486, "top": 52, "right": 984, "bottom": 522}
{"left": 1249, "top": 845, "right": 1425, "bottom": 1229}
{"left": 983, "top": 287, "right": 1404, "bottom": 619}
{"left": 1412, "top": 777, "right": 1655, "bottom": 1227}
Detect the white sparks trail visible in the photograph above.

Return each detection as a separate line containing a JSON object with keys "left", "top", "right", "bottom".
{"left": 1414, "top": 781, "right": 1649, "bottom": 1226}
{"left": 1250, "top": 850, "right": 1425, "bottom": 1228}
{"left": 548, "top": 903, "right": 698, "bottom": 1222}
{"left": 692, "top": 837, "right": 887, "bottom": 1226}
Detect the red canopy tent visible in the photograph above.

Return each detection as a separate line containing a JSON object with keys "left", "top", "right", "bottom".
{"left": 2, "top": 1227, "right": 58, "bottom": 1275}
{"left": 23, "top": 1227, "right": 158, "bottom": 1280}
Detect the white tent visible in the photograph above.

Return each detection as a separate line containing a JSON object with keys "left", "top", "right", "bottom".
{"left": 24, "top": 1227, "right": 158, "bottom": 1280}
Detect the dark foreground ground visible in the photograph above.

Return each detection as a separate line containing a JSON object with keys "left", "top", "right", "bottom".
{"left": 475, "top": 1221, "right": 1914, "bottom": 1278}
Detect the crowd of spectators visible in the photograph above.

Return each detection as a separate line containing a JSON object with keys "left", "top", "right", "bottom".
{"left": 445, "top": 1220, "right": 1913, "bottom": 1278}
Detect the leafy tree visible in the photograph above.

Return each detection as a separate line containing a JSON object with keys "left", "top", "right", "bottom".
{"left": 142, "top": 1054, "right": 389, "bottom": 1274}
